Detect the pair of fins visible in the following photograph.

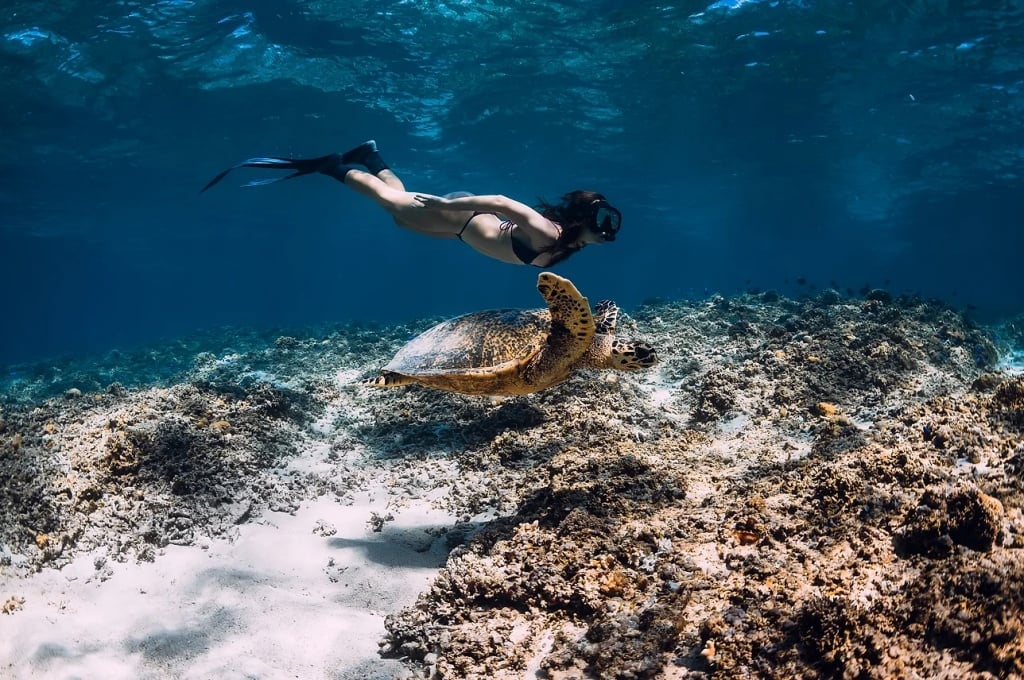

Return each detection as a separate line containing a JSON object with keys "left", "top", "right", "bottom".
{"left": 199, "top": 153, "right": 342, "bottom": 193}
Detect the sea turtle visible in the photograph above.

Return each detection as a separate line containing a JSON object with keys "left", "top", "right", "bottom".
{"left": 362, "top": 272, "right": 657, "bottom": 396}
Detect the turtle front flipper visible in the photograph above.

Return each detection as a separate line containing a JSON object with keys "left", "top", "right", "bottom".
{"left": 361, "top": 371, "right": 417, "bottom": 388}
{"left": 536, "top": 273, "right": 595, "bottom": 357}
{"left": 525, "top": 273, "right": 596, "bottom": 390}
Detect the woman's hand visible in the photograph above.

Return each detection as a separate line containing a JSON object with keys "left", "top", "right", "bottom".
{"left": 413, "top": 193, "right": 450, "bottom": 209}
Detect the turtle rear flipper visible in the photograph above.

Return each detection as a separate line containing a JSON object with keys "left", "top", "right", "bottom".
{"left": 417, "top": 360, "right": 532, "bottom": 395}
{"left": 362, "top": 371, "right": 417, "bottom": 388}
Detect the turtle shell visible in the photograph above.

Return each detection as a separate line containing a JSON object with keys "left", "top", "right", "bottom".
{"left": 385, "top": 309, "right": 551, "bottom": 376}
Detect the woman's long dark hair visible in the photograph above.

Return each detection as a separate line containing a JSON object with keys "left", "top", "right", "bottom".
{"left": 535, "top": 190, "right": 608, "bottom": 266}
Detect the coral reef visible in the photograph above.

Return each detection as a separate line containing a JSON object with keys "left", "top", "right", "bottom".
{"left": 1, "top": 291, "right": 1022, "bottom": 678}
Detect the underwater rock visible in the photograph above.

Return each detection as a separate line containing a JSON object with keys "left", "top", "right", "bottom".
{"left": 865, "top": 288, "right": 894, "bottom": 304}
{"left": 816, "top": 288, "right": 842, "bottom": 305}
{"left": 898, "top": 485, "right": 1004, "bottom": 556}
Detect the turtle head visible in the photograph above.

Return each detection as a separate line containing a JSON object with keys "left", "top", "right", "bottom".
{"left": 608, "top": 338, "right": 658, "bottom": 371}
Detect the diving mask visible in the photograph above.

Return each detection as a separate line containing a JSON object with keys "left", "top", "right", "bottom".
{"left": 591, "top": 200, "right": 622, "bottom": 241}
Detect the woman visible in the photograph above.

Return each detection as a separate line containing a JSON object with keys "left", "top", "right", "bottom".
{"left": 202, "top": 140, "right": 622, "bottom": 267}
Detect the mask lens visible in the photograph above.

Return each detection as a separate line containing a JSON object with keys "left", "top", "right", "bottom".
{"left": 594, "top": 204, "right": 621, "bottom": 239}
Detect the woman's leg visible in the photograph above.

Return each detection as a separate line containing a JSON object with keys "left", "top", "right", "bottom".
{"left": 333, "top": 142, "right": 474, "bottom": 236}
{"left": 338, "top": 169, "right": 462, "bottom": 238}
{"left": 377, "top": 168, "right": 405, "bottom": 191}
{"left": 338, "top": 168, "right": 409, "bottom": 211}
{"left": 199, "top": 142, "right": 466, "bottom": 238}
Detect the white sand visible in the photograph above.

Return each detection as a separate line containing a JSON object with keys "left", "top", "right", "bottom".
{"left": 1, "top": 491, "right": 456, "bottom": 679}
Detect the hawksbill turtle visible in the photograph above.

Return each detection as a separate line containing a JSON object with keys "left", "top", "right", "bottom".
{"left": 362, "top": 272, "right": 657, "bottom": 396}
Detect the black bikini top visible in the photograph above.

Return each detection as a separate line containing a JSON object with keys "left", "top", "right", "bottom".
{"left": 502, "top": 220, "right": 544, "bottom": 266}
{"left": 458, "top": 212, "right": 557, "bottom": 267}
{"left": 511, "top": 234, "right": 542, "bottom": 266}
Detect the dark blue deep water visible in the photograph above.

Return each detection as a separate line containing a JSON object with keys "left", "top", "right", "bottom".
{"left": 3, "top": 0, "right": 1023, "bottom": 367}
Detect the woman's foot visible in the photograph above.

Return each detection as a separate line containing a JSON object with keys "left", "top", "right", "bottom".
{"left": 340, "top": 139, "right": 389, "bottom": 175}
{"left": 341, "top": 140, "right": 378, "bottom": 165}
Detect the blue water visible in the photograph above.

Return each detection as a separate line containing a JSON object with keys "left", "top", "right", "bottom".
{"left": 3, "top": 0, "right": 1022, "bottom": 366}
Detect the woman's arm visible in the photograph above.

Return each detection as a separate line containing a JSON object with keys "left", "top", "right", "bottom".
{"left": 414, "top": 193, "right": 559, "bottom": 241}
